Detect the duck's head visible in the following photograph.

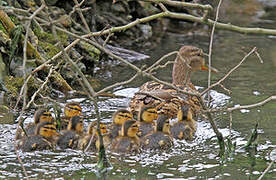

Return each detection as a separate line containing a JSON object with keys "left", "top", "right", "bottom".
{"left": 172, "top": 46, "right": 218, "bottom": 85}
{"left": 138, "top": 105, "right": 158, "bottom": 123}
{"left": 67, "top": 116, "right": 83, "bottom": 134}
{"left": 87, "top": 121, "right": 108, "bottom": 135}
{"left": 35, "top": 121, "right": 59, "bottom": 138}
{"left": 112, "top": 109, "right": 133, "bottom": 125}
{"left": 64, "top": 102, "right": 82, "bottom": 118}
{"left": 177, "top": 104, "right": 193, "bottom": 122}
{"left": 121, "top": 120, "right": 139, "bottom": 138}
{"left": 34, "top": 109, "right": 53, "bottom": 124}
{"left": 156, "top": 115, "right": 170, "bottom": 135}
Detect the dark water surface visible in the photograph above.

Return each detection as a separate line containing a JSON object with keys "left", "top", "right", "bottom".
{"left": 1, "top": 3, "right": 276, "bottom": 179}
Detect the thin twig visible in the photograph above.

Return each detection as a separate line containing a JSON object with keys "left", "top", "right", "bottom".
{"left": 201, "top": 47, "right": 257, "bottom": 96}
{"left": 73, "top": 0, "right": 90, "bottom": 32}
{"left": 257, "top": 160, "right": 275, "bottom": 180}
{"left": 207, "top": 0, "right": 223, "bottom": 104}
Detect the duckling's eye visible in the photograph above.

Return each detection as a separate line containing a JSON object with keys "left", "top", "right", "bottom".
{"left": 132, "top": 124, "right": 138, "bottom": 128}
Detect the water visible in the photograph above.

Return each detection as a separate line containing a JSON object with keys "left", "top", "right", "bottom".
{"left": 1, "top": 2, "right": 276, "bottom": 179}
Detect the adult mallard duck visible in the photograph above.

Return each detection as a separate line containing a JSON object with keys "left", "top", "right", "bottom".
{"left": 78, "top": 121, "right": 110, "bottom": 152}
{"left": 170, "top": 104, "right": 196, "bottom": 140}
{"left": 57, "top": 116, "right": 83, "bottom": 149}
{"left": 141, "top": 114, "right": 173, "bottom": 150}
{"left": 15, "top": 109, "right": 54, "bottom": 140}
{"left": 110, "top": 120, "right": 140, "bottom": 153}
{"left": 137, "top": 105, "right": 158, "bottom": 138}
{"left": 60, "top": 102, "right": 82, "bottom": 130}
{"left": 17, "top": 121, "right": 59, "bottom": 152}
{"left": 109, "top": 109, "right": 133, "bottom": 141}
{"left": 129, "top": 45, "right": 218, "bottom": 118}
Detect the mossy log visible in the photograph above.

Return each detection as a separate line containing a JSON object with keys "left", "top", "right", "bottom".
{"left": 0, "top": 10, "right": 73, "bottom": 93}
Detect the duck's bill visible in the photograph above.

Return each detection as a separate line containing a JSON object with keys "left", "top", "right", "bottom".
{"left": 201, "top": 65, "right": 219, "bottom": 73}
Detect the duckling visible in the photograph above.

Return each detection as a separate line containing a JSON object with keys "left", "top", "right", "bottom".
{"left": 141, "top": 114, "right": 173, "bottom": 150}
{"left": 78, "top": 121, "right": 110, "bottom": 152}
{"left": 60, "top": 102, "right": 82, "bottom": 130}
{"left": 15, "top": 109, "right": 53, "bottom": 140}
{"left": 170, "top": 104, "right": 197, "bottom": 140}
{"left": 109, "top": 109, "right": 133, "bottom": 141}
{"left": 57, "top": 116, "right": 83, "bottom": 149}
{"left": 17, "top": 121, "right": 59, "bottom": 152}
{"left": 129, "top": 46, "right": 218, "bottom": 118}
{"left": 137, "top": 105, "right": 158, "bottom": 138}
{"left": 110, "top": 120, "right": 140, "bottom": 153}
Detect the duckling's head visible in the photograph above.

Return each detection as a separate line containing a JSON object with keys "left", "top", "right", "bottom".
{"left": 156, "top": 115, "right": 170, "bottom": 135}
{"left": 64, "top": 102, "right": 82, "bottom": 118}
{"left": 67, "top": 116, "right": 83, "bottom": 134}
{"left": 87, "top": 121, "right": 108, "bottom": 135}
{"left": 138, "top": 105, "right": 158, "bottom": 123}
{"left": 35, "top": 121, "right": 59, "bottom": 138}
{"left": 121, "top": 120, "right": 139, "bottom": 138}
{"left": 34, "top": 109, "right": 53, "bottom": 124}
{"left": 177, "top": 104, "right": 193, "bottom": 122}
{"left": 112, "top": 109, "right": 133, "bottom": 125}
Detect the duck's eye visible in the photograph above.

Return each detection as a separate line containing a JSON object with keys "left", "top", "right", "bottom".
{"left": 132, "top": 125, "right": 138, "bottom": 128}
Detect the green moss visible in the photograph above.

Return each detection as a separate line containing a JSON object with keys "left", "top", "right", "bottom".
{"left": 33, "top": 28, "right": 68, "bottom": 45}
{"left": 4, "top": 76, "right": 38, "bottom": 98}
{"left": 0, "top": 22, "right": 7, "bottom": 34}
{"left": 39, "top": 41, "right": 61, "bottom": 58}
{"left": 80, "top": 41, "right": 101, "bottom": 61}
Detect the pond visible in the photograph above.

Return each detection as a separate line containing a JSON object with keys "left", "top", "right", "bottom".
{"left": 1, "top": 2, "right": 276, "bottom": 179}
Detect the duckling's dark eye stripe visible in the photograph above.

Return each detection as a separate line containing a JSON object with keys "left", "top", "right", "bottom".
{"left": 42, "top": 113, "right": 52, "bottom": 117}
{"left": 118, "top": 114, "right": 132, "bottom": 118}
{"left": 44, "top": 126, "right": 57, "bottom": 130}
{"left": 148, "top": 110, "right": 157, "bottom": 114}
{"left": 67, "top": 106, "right": 82, "bottom": 111}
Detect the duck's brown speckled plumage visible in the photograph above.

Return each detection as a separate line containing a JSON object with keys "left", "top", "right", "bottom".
{"left": 129, "top": 46, "right": 214, "bottom": 118}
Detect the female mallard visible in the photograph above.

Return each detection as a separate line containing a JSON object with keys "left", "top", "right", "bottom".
{"left": 141, "top": 114, "right": 173, "bottom": 150}
{"left": 78, "top": 121, "right": 110, "bottom": 152}
{"left": 170, "top": 104, "right": 196, "bottom": 140}
{"left": 17, "top": 121, "right": 59, "bottom": 152}
{"left": 15, "top": 109, "right": 54, "bottom": 140}
{"left": 129, "top": 46, "right": 218, "bottom": 118}
{"left": 137, "top": 105, "right": 158, "bottom": 138}
{"left": 110, "top": 120, "right": 140, "bottom": 153}
{"left": 60, "top": 102, "right": 82, "bottom": 130}
{"left": 109, "top": 109, "right": 133, "bottom": 141}
{"left": 57, "top": 116, "right": 83, "bottom": 149}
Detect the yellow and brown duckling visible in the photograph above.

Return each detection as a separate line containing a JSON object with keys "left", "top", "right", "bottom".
{"left": 60, "top": 102, "right": 82, "bottom": 130}
{"left": 129, "top": 46, "right": 218, "bottom": 118}
{"left": 78, "top": 121, "right": 110, "bottom": 152}
{"left": 17, "top": 121, "right": 59, "bottom": 152}
{"left": 137, "top": 105, "right": 158, "bottom": 138}
{"left": 109, "top": 109, "right": 133, "bottom": 141}
{"left": 15, "top": 109, "right": 54, "bottom": 140}
{"left": 141, "top": 114, "right": 173, "bottom": 150}
{"left": 170, "top": 104, "right": 197, "bottom": 140}
{"left": 57, "top": 116, "right": 83, "bottom": 149}
{"left": 110, "top": 120, "right": 140, "bottom": 153}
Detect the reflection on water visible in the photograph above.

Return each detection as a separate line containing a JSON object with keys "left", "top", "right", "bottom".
{"left": 1, "top": 2, "right": 276, "bottom": 179}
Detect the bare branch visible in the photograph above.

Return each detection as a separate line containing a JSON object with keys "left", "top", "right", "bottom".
{"left": 201, "top": 47, "right": 257, "bottom": 96}
{"left": 207, "top": 0, "right": 223, "bottom": 104}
